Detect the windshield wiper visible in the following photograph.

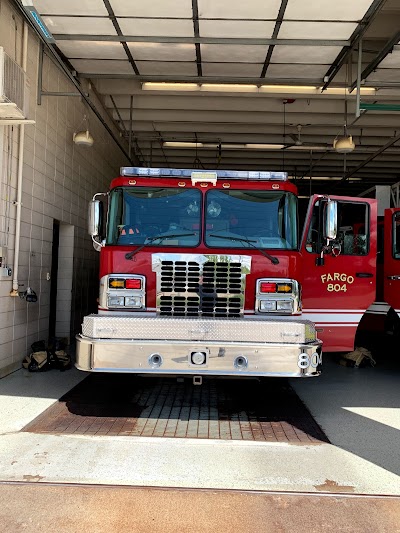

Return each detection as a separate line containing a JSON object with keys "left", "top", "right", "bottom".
{"left": 125, "top": 232, "right": 196, "bottom": 260}
{"left": 208, "top": 233, "right": 279, "bottom": 265}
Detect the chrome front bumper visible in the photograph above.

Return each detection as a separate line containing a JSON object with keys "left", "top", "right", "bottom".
{"left": 76, "top": 315, "right": 322, "bottom": 377}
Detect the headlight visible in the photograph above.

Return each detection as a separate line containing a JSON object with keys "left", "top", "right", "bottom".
{"left": 276, "top": 300, "right": 293, "bottom": 312}
{"left": 108, "top": 295, "right": 125, "bottom": 307}
{"left": 259, "top": 300, "right": 277, "bottom": 311}
{"left": 125, "top": 296, "right": 142, "bottom": 308}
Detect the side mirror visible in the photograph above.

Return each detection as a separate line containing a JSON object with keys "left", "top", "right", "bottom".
{"left": 88, "top": 200, "right": 103, "bottom": 238}
{"left": 324, "top": 200, "right": 338, "bottom": 241}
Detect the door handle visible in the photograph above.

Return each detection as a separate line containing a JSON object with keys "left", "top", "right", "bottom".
{"left": 356, "top": 272, "right": 374, "bottom": 278}
{"left": 387, "top": 275, "right": 400, "bottom": 280}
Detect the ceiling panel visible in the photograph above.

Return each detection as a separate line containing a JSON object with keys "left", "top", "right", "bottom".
{"left": 70, "top": 59, "right": 133, "bottom": 74}
{"left": 118, "top": 18, "right": 194, "bottom": 37}
{"left": 127, "top": 43, "right": 196, "bottom": 61}
{"left": 202, "top": 63, "right": 263, "bottom": 77}
{"left": 367, "top": 69, "right": 400, "bottom": 82}
{"left": 201, "top": 44, "right": 267, "bottom": 63}
{"left": 34, "top": 0, "right": 108, "bottom": 16}
{"left": 58, "top": 41, "right": 126, "bottom": 59}
{"left": 381, "top": 0, "right": 400, "bottom": 12}
{"left": 135, "top": 62, "right": 198, "bottom": 76}
{"left": 199, "top": 20, "right": 275, "bottom": 39}
{"left": 267, "top": 64, "right": 329, "bottom": 79}
{"left": 43, "top": 16, "right": 116, "bottom": 35}
{"left": 271, "top": 45, "right": 342, "bottom": 64}
{"left": 111, "top": 0, "right": 193, "bottom": 17}
{"left": 197, "top": 0, "right": 281, "bottom": 19}
{"left": 378, "top": 46, "right": 400, "bottom": 68}
{"left": 278, "top": 21, "right": 357, "bottom": 39}
{"left": 284, "top": 0, "right": 375, "bottom": 21}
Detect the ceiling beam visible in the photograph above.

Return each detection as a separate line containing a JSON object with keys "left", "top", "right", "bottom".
{"left": 102, "top": 0, "right": 139, "bottom": 75}
{"left": 191, "top": 0, "right": 202, "bottom": 77}
{"left": 114, "top": 111, "right": 400, "bottom": 127}
{"left": 54, "top": 34, "right": 349, "bottom": 46}
{"left": 260, "top": 0, "right": 288, "bottom": 78}
{"left": 80, "top": 74, "right": 328, "bottom": 86}
{"left": 122, "top": 122, "right": 400, "bottom": 135}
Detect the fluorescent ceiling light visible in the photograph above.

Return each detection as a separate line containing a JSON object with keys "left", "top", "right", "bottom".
{"left": 202, "top": 143, "right": 246, "bottom": 149}
{"left": 163, "top": 142, "right": 203, "bottom": 148}
{"left": 245, "top": 144, "right": 285, "bottom": 149}
{"left": 201, "top": 84, "right": 258, "bottom": 93}
{"left": 259, "top": 85, "right": 318, "bottom": 94}
{"left": 142, "top": 83, "right": 199, "bottom": 91}
{"left": 142, "top": 82, "right": 376, "bottom": 95}
{"left": 321, "top": 87, "right": 376, "bottom": 95}
{"left": 162, "top": 142, "right": 285, "bottom": 150}
{"left": 287, "top": 145, "right": 328, "bottom": 151}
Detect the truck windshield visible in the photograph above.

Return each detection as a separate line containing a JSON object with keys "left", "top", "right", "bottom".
{"left": 107, "top": 187, "right": 201, "bottom": 246}
{"left": 204, "top": 190, "right": 298, "bottom": 250}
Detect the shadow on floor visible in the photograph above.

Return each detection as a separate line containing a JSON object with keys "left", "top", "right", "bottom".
{"left": 22, "top": 375, "right": 328, "bottom": 444}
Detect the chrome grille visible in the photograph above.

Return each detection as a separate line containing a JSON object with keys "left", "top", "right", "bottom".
{"left": 153, "top": 254, "right": 251, "bottom": 318}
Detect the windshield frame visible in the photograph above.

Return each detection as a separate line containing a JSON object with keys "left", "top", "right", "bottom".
{"left": 106, "top": 186, "right": 203, "bottom": 248}
{"left": 204, "top": 189, "right": 298, "bottom": 251}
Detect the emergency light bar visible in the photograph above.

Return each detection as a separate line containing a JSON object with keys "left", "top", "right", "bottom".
{"left": 120, "top": 167, "right": 287, "bottom": 181}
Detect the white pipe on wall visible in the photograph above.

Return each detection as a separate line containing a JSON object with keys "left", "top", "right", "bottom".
{"left": 10, "top": 21, "right": 28, "bottom": 296}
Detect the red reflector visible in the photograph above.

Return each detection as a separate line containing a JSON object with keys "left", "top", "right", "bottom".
{"left": 125, "top": 279, "right": 142, "bottom": 289}
{"left": 260, "top": 282, "right": 276, "bottom": 293}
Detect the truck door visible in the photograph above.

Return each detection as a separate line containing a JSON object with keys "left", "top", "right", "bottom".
{"left": 383, "top": 208, "right": 400, "bottom": 314}
{"left": 300, "top": 195, "right": 377, "bottom": 352}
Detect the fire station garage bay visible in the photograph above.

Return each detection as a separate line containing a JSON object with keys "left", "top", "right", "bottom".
{"left": 0, "top": 0, "right": 400, "bottom": 525}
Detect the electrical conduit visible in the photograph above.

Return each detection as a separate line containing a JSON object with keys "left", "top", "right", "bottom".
{"left": 10, "top": 21, "right": 28, "bottom": 296}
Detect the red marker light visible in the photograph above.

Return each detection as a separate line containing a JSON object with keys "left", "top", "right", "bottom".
{"left": 260, "top": 282, "right": 276, "bottom": 293}
{"left": 125, "top": 279, "right": 142, "bottom": 289}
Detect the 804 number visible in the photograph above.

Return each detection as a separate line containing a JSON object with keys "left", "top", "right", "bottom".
{"left": 297, "top": 352, "right": 322, "bottom": 369}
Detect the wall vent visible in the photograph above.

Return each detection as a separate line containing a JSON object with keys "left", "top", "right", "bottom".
{"left": 0, "top": 47, "right": 27, "bottom": 120}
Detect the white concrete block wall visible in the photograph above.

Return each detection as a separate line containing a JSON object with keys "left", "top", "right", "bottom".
{"left": 0, "top": 0, "right": 129, "bottom": 377}
{"left": 56, "top": 224, "right": 74, "bottom": 341}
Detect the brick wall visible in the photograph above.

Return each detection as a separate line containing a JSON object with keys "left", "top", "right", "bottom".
{"left": 0, "top": 0, "right": 129, "bottom": 377}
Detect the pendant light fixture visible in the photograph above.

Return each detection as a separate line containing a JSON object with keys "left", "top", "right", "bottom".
{"left": 73, "top": 114, "right": 94, "bottom": 147}
{"left": 333, "top": 84, "right": 355, "bottom": 153}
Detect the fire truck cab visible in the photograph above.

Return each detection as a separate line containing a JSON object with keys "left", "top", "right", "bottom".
{"left": 75, "top": 167, "right": 399, "bottom": 377}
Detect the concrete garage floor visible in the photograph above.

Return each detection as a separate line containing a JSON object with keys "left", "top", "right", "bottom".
{"left": 291, "top": 354, "right": 400, "bottom": 484}
{"left": 0, "top": 355, "right": 399, "bottom": 496}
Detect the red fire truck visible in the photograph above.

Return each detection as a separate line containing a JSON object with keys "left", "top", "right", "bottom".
{"left": 75, "top": 167, "right": 400, "bottom": 378}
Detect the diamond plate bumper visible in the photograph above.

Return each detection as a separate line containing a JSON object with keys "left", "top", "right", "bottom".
{"left": 76, "top": 315, "right": 322, "bottom": 377}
